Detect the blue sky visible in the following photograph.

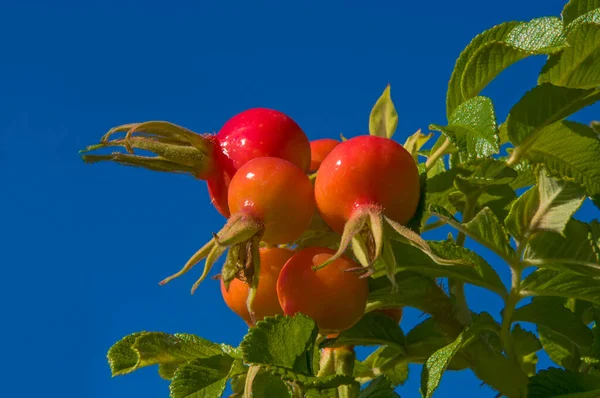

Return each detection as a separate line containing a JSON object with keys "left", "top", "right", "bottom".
{"left": 1, "top": 0, "right": 598, "bottom": 397}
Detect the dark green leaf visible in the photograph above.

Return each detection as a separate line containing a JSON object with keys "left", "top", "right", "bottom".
{"left": 158, "top": 363, "right": 180, "bottom": 380}
{"left": 515, "top": 120, "right": 600, "bottom": 198}
{"left": 431, "top": 206, "right": 516, "bottom": 262}
{"left": 447, "top": 17, "right": 566, "bottom": 117}
{"left": 387, "top": 240, "right": 506, "bottom": 298}
{"left": 107, "top": 332, "right": 228, "bottom": 377}
{"left": 359, "top": 377, "right": 401, "bottom": 398}
{"left": 509, "top": 159, "right": 537, "bottom": 190}
{"left": 369, "top": 84, "right": 398, "bottom": 139}
{"left": 506, "top": 83, "right": 600, "bottom": 146}
{"left": 513, "top": 298, "right": 593, "bottom": 348}
{"left": 169, "top": 355, "right": 236, "bottom": 398}
{"left": 466, "top": 340, "right": 530, "bottom": 398}
{"left": 358, "top": 347, "right": 409, "bottom": 387}
{"left": 305, "top": 388, "right": 339, "bottom": 398}
{"left": 420, "top": 313, "right": 498, "bottom": 398}
{"left": 367, "top": 271, "right": 461, "bottom": 337}
{"left": 430, "top": 96, "right": 499, "bottom": 160}
{"left": 521, "top": 269, "right": 600, "bottom": 305}
{"left": 405, "top": 318, "right": 470, "bottom": 370}
{"left": 562, "top": 0, "right": 600, "bottom": 27}
{"left": 528, "top": 367, "right": 600, "bottom": 398}
{"left": 240, "top": 314, "right": 318, "bottom": 375}
{"left": 524, "top": 219, "right": 600, "bottom": 276}
{"left": 247, "top": 369, "right": 292, "bottom": 398}
{"left": 321, "top": 312, "right": 405, "bottom": 352}
{"left": 539, "top": 18, "right": 600, "bottom": 89}
{"left": 505, "top": 168, "right": 585, "bottom": 242}
{"left": 512, "top": 325, "right": 541, "bottom": 376}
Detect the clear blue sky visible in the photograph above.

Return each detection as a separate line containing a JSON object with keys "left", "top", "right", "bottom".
{"left": 1, "top": 0, "right": 598, "bottom": 397}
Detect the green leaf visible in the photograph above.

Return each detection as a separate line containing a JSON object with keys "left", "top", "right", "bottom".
{"left": 539, "top": 324, "right": 582, "bottom": 371}
{"left": 305, "top": 388, "right": 339, "bottom": 398}
{"left": 367, "top": 271, "right": 461, "bottom": 336}
{"left": 420, "top": 313, "right": 498, "bottom": 398}
{"left": 404, "top": 318, "right": 470, "bottom": 370}
{"left": 240, "top": 314, "right": 318, "bottom": 375}
{"left": 528, "top": 367, "right": 600, "bottom": 398}
{"left": 387, "top": 240, "right": 506, "bottom": 298}
{"left": 369, "top": 84, "right": 398, "bottom": 139}
{"left": 512, "top": 325, "right": 542, "bottom": 376}
{"left": 513, "top": 298, "right": 593, "bottom": 348}
{"left": 509, "top": 159, "right": 537, "bottom": 190}
{"left": 506, "top": 83, "right": 600, "bottom": 147}
{"left": 524, "top": 219, "right": 600, "bottom": 277}
{"left": 430, "top": 96, "right": 499, "bottom": 160}
{"left": 592, "top": 120, "right": 600, "bottom": 134}
{"left": 107, "top": 332, "right": 229, "bottom": 377}
{"left": 590, "top": 220, "right": 600, "bottom": 263}
{"left": 321, "top": 312, "right": 405, "bottom": 352}
{"left": 247, "top": 368, "right": 292, "bottom": 398}
{"left": 359, "top": 377, "right": 401, "bottom": 398}
{"left": 358, "top": 347, "right": 410, "bottom": 387}
{"left": 447, "top": 17, "right": 566, "bottom": 117}
{"left": 539, "top": 18, "right": 600, "bottom": 89}
{"left": 562, "top": 0, "right": 600, "bottom": 27}
{"left": 403, "top": 129, "right": 432, "bottom": 162}
{"left": 505, "top": 168, "right": 585, "bottom": 242}
{"left": 158, "top": 363, "right": 180, "bottom": 380}
{"left": 521, "top": 269, "right": 600, "bottom": 305}
{"left": 431, "top": 206, "right": 516, "bottom": 262}
{"left": 514, "top": 120, "right": 600, "bottom": 199}
{"left": 169, "top": 355, "right": 237, "bottom": 398}
{"left": 466, "top": 339, "right": 530, "bottom": 398}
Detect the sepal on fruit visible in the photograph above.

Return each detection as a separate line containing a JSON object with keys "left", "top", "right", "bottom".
{"left": 80, "top": 120, "right": 217, "bottom": 179}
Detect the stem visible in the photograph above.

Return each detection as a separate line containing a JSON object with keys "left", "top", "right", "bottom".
{"left": 500, "top": 265, "right": 522, "bottom": 361}
{"left": 452, "top": 196, "right": 477, "bottom": 324}
{"left": 330, "top": 346, "right": 359, "bottom": 398}
{"left": 425, "top": 138, "right": 451, "bottom": 171}
{"left": 421, "top": 219, "right": 446, "bottom": 233}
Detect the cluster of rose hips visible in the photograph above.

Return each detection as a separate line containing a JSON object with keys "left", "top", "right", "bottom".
{"left": 84, "top": 107, "right": 420, "bottom": 335}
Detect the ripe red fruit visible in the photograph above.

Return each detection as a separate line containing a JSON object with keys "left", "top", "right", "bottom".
{"left": 309, "top": 138, "right": 340, "bottom": 172}
{"left": 221, "top": 247, "right": 294, "bottom": 326}
{"left": 208, "top": 108, "right": 311, "bottom": 217}
{"left": 161, "top": 157, "right": 315, "bottom": 321}
{"left": 227, "top": 157, "right": 316, "bottom": 244}
{"left": 315, "top": 135, "right": 420, "bottom": 234}
{"left": 312, "top": 135, "right": 420, "bottom": 276}
{"left": 277, "top": 247, "right": 369, "bottom": 334}
{"left": 81, "top": 108, "right": 311, "bottom": 218}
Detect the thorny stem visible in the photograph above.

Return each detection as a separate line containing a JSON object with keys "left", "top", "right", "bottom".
{"left": 425, "top": 138, "right": 451, "bottom": 171}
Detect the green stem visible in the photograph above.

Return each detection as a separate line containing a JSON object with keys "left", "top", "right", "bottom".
{"left": 421, "top": 219, "right": 446, "bottom": 233}
{"left": 452, "top": 196, "right": 477, "bottom": 325}
{"left": 331, "top": 346, "right": 359, "bottom": 398}
{"left": 500, "top": 265, "right": 523, "bottom": 361}
{"left": 425, "top": 138, "right": 451, "bottom": 171}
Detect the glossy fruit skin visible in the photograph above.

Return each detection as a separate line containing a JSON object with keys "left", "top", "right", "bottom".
{"left": 314, "top": 135, "right": 420, "bottom": 234}
{"left": 217, "top": 108, "right": 311, "bottom": 172}
{"left": 228, "top": 157, "right": 315, "bottom": 244}
{"left": 309, "top": 139, "right": 340, "bottom": 172}
{"left": 207, "top": 108, "right": 311, "bottom": 217}
{"left": 277, "top": 247, "right": 369, "bottom": 334}
{"left": 221, "top": 247, "right": 294, "bottom": 326}
{"left": 376, "top": 307, "right": 403, "bottom": 324}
